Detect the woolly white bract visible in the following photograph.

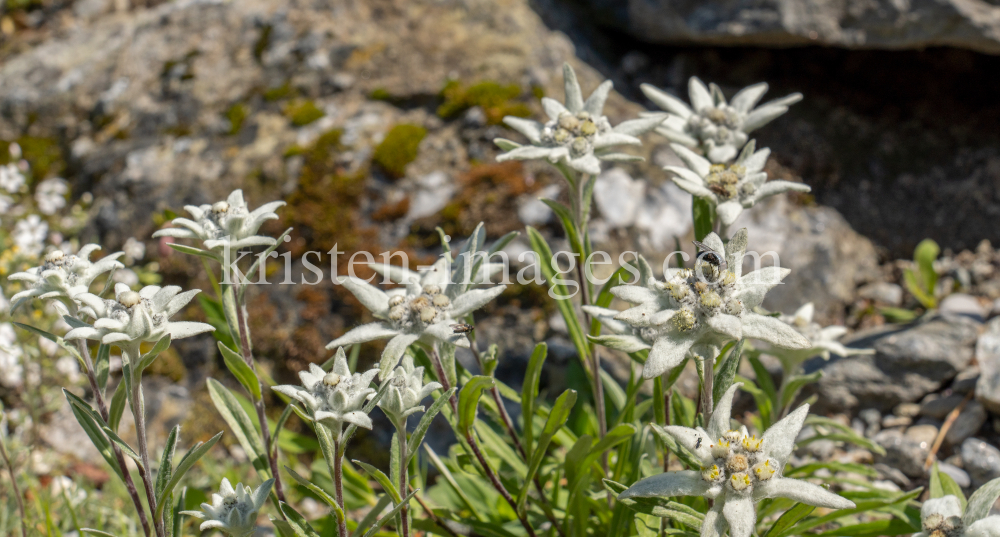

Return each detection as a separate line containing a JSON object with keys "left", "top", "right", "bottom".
{"left": 181, "top": 478, "right": 274, "bottom": 537}
{"left": 273, "top": 347, "right": 379, "bottom": 442}
{"left": 642, "top": 78, "right": 801, "bottom": 163}
{"left": 620, "top": 384, "right": 855, "bottom": 537}
{"left": 609, "top": 229, "right": 810, "bottom": 378}
{"left": 666, "top": 140, "right": 810, "bottom": 227}
{"left": 379, "top": 354, "right": 442, "bottom": 424}
{"left": 764, "top": 302, "right": 875, "bottom": 371}
{"left": 9, "top": 246, "right": 123, "bottom": 312}
{"left": 494, "top": 63, "right": 664, "bottom": 175}
{"left": 914, "top": 490, "right": 1000, "bottom": 537}
{"left": 152, "top": 189, "right": 284, "bottom": 251}
{"left": 327, "top": 255, "right": 505, "bottom": 378}
{"left": 64, "top": 283, "right": 213, "bottom": 348}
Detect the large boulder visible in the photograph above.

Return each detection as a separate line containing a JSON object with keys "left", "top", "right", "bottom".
{"left": 567, "top": 0, "right": 1000, "bottom": 55}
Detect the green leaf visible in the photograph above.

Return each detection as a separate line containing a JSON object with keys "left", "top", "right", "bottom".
{"left": 780, "top": 371, "right": 823, "bottom": 411}
{"left": 354, "top": 460, "right": 401, "bottom": 504}
{"left": 713, "top": 340, "right": 744, "bottom": 405}
{"left": 217, "top": 341, "right": 262, "bottom": 400}
{"left": 363, "top": 489, "right": 418, "bottom": 537}
{"left": 929, "top": 461, "right": 944, "bottom": 499}
{"left": 62, "top": 390, "right": 124, "bottom": 482}
{"left": 605, "top": 479, "right": 704, "bottom": 530}
{"left": 516, "top": 389, "right": 577, "bottom": 511}
{"left": 939, "top": 471, "right": 966, "bottom": 512}
{"left": 423, "top": 445, "right": 485, "bottom": 521}
{"left": 407, "top": 388, "right": 456, "bottom": 466}
{"left": 135, "top": 334, "right": 172, "bottom": 376}
{"left": 914, "top": 238, "right": 940, "bottom": 300}
{"left": 457, "top": 376, "right": 495, "bottom": 436}
{"left": 167, "top": 242, "right": 222, "bottom": 262}
{"left": 171, "top": 487, "right": 186, "bottom": 537}
{"left": 903, "top": 269, "right": 936, "bottom": 310}
{"left": 747, "top": 354, "right": 778, "bottom": 413}
{"left": 804, "top": 415, "right": 887, "bottom": 456}
{"left": 13, "top": 322, "right": 84, "bottom": 364}
{"left": 540, "top": 198, "right": 584, "bottom": 256}
{"left": 811, "top": 518, "right": 917, "bottom": 537}
{"left": 81, "top": 530, "right": 118, "bottom": 537}
{"left": 279, "top": 502, "right": 322, "bottom": 537}
{"left": 692, "top": 197, "right": 716, "bottom": 242}
{"left": 108, "top": 380, "right": 128, "bottom": 433}
{"left": 206, "top": 378, "right": 267, "bottom": 474}
{"left": 880, "top": 306, "right": 920, "bottom": 323}
{"left": 525, "top": 226, "right": 588, "bottom": 360}
{"left": 783, "top": 488, "right": 922, "bottom": 536}
{"left": 520, "top": 342, "right": 547, "bottom": 458}
{"left": 154, "top": 431, "right": 223, "bottom": 519}
{"left": 196, "top": 294, "right": 237, "bottom": 352}
{"left": 351, "top": 495, "right": 393, "bottom": 537}
{"left": 761, "top": 503, "right": 814, "bottom": 537}
{"left": 272, "top": 404, "right": 294, "bottom": 458}
{"left": 99, "top": 426, "right": 142, "bottom": 467}
{"left": 285, "top": 466, "right": 345, "bottom": 526}
{"left": 963, "top": 476, "right": 1000, "bottom": 526}
{"left": 94, "top": 343, "right": 111, "bottom": 394}
{"left": 156, "top": 425, "right": 180, "bottom": 498}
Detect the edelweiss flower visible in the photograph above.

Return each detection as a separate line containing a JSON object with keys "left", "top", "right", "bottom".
{"left": 8, "top": 246, "right": 124, "bottom": 312}
{"left": 764, "top": 302, "right": 874, "bottom": 372}
{"left": 584, "top": 304, "right": 658, "bottom": 355}
{"left": 152, "top": 189, "right": 284, "bottom": 252}
{"left": 642, "top": 79, "right": 802, "bottom": 163}
{"left": 0, "top": 163, "right": 25, "bottom": 193}
{"left": 12, "top": 215, "right": 47, "bottom": 257}
{"left": 273, "top": 347, "right": 379, "bottom": 441}
{"left": 65, "top": 283, "right": 213, "bottom": 349}
{"left": 610, "top": 229, "right": 810, "bottom": 378}
{"left": 914, "top": 494, "right": 1000, "bottom": 537}
{"left": 667, "top": 141, "right": 810, "bottom": 227}
{"left": 35, "top": 178, "right": 68, "bottom": 215}
{"left": 328, "top": 256, "right": 505, "bottom": 377}
{"left": 181, "top": 478, "right": 274, "bottom": 537}
{"left": 620, "top": 384, "right": 855, "bottom": 537}
{"left": 495, "top": 63, "right": 664, "bottom": 175}
{"left": 379, "top": 354, "right": 442, "bottom": 424}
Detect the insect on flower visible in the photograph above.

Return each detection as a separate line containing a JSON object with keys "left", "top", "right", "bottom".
{"left": 693, "top": 240, "right": 725, "bottom": 269}
{"left": 451, "top": 323, "right": 474, "bottom": 334}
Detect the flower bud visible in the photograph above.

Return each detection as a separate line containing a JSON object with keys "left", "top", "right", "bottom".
{"left": 730, "top": 472, "right": 751, "bottom": 492}
{"left": 119, "top": 291, "right": 141, "bottom": 308}
{"left": 433, "top": 294, "right": 451, "bottom": 308}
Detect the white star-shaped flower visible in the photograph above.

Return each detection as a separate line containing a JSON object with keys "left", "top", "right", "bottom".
{"left": 914, "top": 493, "right": 1000, "bottom": 537}
{"left": 494, "top": 63, "right": 665, "bottom": 175}
{"left": 642, "top": 78, "right": 802, "bottom": 163}
{"left": 666, "top": 140, "right": 810, "bottom": 227}
{"left": 273, "top": 347, "right": 379, "bottom": 442}
{"left": 8, "top": 246, "right": 124, "bottom": 312}
{"left": 181, "top": 478, "right": 274, "bottom": 537}
{"left": 620, "top": 384, "right": 855, "bottom": 537}
{"left": 763, "top": 302, "right": 874, "bottom": 372}
{"left": 152, "top": 189, "right": 284, "bottom": 252}
{"left": 378, "top": 354, "right": 443, "bottom": 424}
{"left": 328, "top": 255, "right": 505, "bottom": 378}
{"left": 609, "top": 229, "right": 810, "bottom": 379}
{"left": 64, "top": 283, "right": 213, "bottom": 349}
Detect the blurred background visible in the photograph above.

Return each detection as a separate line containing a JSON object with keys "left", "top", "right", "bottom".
{"left": 2, "top": 0, "right": 1000, "bottom": 528}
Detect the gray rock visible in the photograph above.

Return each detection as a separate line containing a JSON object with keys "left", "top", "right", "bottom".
{"left": 810, "top": 316, "right": 977, "bottom": 413}
{"left": 406, "top": 171, "right": 454, "bottom": 220}
{"left": 945, "top": 401, "right": 987, "bottom": 446}
{"left": 882, "top": 415, "right": 911, "bottom": 428}
{"left": 859, "top": 408, "right": 882, "bottom": 438}
{"left": 953, "top": 367, "right": 981, "bottom": 395}
{"left": 961, "top": 438, "right": 1000, "bottom": 488}
{"left": 921, "top": 394, "right": 966, "bottom": 420}
{"left": 939, "top": 293, "right": 987, "bottom": 323}
{"left": 977, "top": 317, "right": 1000, "bottom": 414}
{"left": 858, "top": 282, "right": 904, "bottom": 307}
{"left": 572, "top": 0, "right": 1000, "bottom": 55}
{"left": 736, "top": 195, "right": 879, "bottom": 324}
{"left": 874, "top": 428, "right": 930, "bottom": 479}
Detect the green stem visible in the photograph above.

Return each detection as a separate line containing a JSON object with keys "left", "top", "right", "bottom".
{"left": 0, "top": 430, "right": 26, "bottom": 537}
{"left": 317, "top": 425, "right": 347, "bottom": 537}
{"left": 122, "top": 344, "right": 165, "bottom": 537}
{"left": 395, "top": 421, "right": 410, "bottom": 537}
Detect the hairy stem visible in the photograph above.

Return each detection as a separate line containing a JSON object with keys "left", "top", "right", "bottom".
{"left": 396, "top": 422, "right": 410, "bottom": 537}
{"left": 232, "top": 283, "right": 286, "bottom": 504}
{"left": 0, "top": 431, "right": 26, "bottom": 537}
{"left": 74, "top": 338, "right": 151, "bottom": 537}
{"left": 701, "top": 354, "right": 715, "bottom": 425}
{"left": 123, "top": 344, "right": 163, "bottom": 537}
{"left": 466, "top": 432, "right": 538, "bottom": 537}
{"left": 333, "top": 438, "right": 347, "bottom": 537}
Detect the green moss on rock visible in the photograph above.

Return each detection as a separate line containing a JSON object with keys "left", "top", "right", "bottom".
{"left": 285, "top": 100, "right": 325, "bottom": 127}
{"left": 225, "top": 103, "right": 248, "bottom": 135}
{"left": 437, "top": 80, "right": 531, "bottom": 124}
{"left": 372, "top": 124, "right": 426, "bottom": 179}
